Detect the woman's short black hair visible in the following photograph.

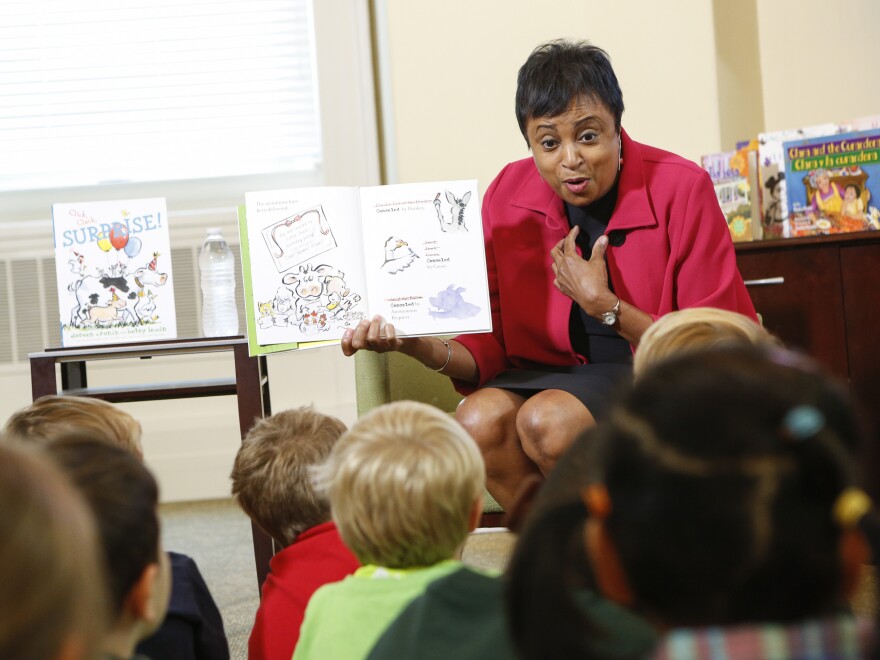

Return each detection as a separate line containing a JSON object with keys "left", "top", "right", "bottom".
{"left": 515, "top": 39, "right": 624, "bottom": 144}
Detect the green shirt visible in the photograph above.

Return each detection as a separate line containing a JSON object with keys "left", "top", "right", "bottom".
{"left": 368, "top": 566, "right": 657, "bottom": 660}
{"left": 293, "top": 559, "right": 461, "bottom": 660}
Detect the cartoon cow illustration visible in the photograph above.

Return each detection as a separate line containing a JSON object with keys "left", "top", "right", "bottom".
{"left": 281, "top": 263, "right": 362, "bottom": 333}
{"left": 68, "top": 254, "right": 169, "bottom": 327}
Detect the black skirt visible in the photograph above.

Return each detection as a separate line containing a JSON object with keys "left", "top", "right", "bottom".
{"left": 482, "top": 362, "right": 632, "bottom": 421}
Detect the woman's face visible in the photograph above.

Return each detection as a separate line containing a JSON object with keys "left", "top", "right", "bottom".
{"left": 817, "top": 172, "right": 831, "bottom": 192}
{"left": 526, "top": 96, "right": 619, "bottom": 207}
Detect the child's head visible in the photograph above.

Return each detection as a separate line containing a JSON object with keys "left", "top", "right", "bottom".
{"left": 591, "top": 345, "right": 864, "bottom": 625}
{"left": 0, "top": 441, "right": 108, "bottom": 660}
{"left": 4, "top": 395, "right": 143, "bottom": 458}
{"left": 230, "top": 406, "right": 347, "bottom": 546}
{"left": 633, "top": 307, "right": 778, "bottom": 376}
{"left": 45, "top": 436, "right": 171, "bottom": 649}
{"left": 845, "top": 183, "right": 861, "bottom": 201}
{"left": 507, "top": 345, "right": 868, "bottom": 657}
{"left": 314, "top": 401, "right": 485, "bottom": 568}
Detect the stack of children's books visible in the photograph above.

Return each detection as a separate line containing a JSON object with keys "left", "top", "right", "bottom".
{"left": 700, "top": 115, "right": 880, "bottom": 241}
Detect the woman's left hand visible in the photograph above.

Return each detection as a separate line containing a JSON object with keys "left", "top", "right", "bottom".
{"left": 550, "top": 226, "right": 617, "bottom": 316}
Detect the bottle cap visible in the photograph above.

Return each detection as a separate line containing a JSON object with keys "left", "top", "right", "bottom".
{"left": 207, "top": 227, "right": 222, "bottom": 235}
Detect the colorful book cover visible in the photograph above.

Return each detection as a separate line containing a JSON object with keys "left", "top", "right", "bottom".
{"left": 757, "top": 123, "right": 840, "bottom": 239}
{"left": 241, "top": 181, "right": 492, "bottom": 347}
{"left": 782, "top": 129, "right": 880, "bottom": 237}
{"left": 700, "top": 149, "right": 754, "bottom": 242}
{"left": 53, "top": 198, "right": 177, "bottom": 347}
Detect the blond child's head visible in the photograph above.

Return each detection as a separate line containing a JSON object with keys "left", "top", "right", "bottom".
{"left": 314, "top": 401, "right": 485, "bottom": 568}
{"left": 230, "top": 406, "right": 347, "bottom": 546}
{"left": 3, "top": 395, "right": 143, "bottom": 458}
{"left": 634, "top": 307, "right": 778, "bottom": 376}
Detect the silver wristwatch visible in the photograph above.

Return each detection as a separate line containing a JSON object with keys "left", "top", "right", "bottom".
{"left": 600, "top": 298, "right": 621, "bottom": 326}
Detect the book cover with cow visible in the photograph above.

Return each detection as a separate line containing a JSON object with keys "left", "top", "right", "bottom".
{"left": 241, "top": 180, "right": 492, "bottom": 348}
{"left": 52, "top": 198, "right": 177, "bottom": 347}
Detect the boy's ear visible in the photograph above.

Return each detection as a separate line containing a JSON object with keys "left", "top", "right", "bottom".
{"left": 840, "top": 527, "right": 871, "bottom": 600}
{"left": 582, "top": 484, "right": 635, "bottom": 606}
{"left": 124, "top": 561, "right": 165, "bottom": 625}
{"left": 467, "top": 495, "right": 483, "bottom": 532}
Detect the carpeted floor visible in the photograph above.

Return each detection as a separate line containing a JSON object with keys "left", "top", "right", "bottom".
{"left": 159, "top": 498, "right": 516, "bottom": 660}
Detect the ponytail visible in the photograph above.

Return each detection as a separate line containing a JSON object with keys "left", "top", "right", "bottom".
{"left": 506, "top": 500, "right": 599, "bottom": 660}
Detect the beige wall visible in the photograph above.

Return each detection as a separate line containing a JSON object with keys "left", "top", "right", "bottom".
{"left": 756, "top": 0, "right": 880, "bottom": 132}
{"left": 379, "top": 0, "right": 724, "bottom": 190}
{"left": 378, "top": 0, "right": 880, "bottom": 191}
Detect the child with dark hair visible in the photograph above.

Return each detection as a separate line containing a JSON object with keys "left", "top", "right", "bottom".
{"left": 508, "top": 345, "right": 873, "bottom": 659}
{"left": 230, "top": 407, "right": 359, "bottom": 660}
{"left": 45, "top": 436, "right": 172, "bottom": 660}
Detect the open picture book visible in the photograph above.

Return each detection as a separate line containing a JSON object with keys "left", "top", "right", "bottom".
{"left": 239, "top": 180, "right": 492, "bottom": 352}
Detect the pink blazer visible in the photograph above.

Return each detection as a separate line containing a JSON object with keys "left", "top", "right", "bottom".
{"left": 453, "top": 129, "right": 756, "bottom": 393}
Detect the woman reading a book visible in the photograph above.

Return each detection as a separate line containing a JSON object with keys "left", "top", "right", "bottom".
{"left": 341, "top": 39, "right": 755, "bottom": 509}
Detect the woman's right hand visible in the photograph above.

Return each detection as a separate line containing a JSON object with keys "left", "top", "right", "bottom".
{"left": 341, "top": 315, "right": 405, "bottom": 356}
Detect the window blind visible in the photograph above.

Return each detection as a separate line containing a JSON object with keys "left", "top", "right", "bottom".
{"left": 0, "top": 0, "right": 321, "bottom": 192}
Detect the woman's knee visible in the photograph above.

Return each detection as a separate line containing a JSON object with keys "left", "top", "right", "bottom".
{"left": 455, "top": 389, "right": 520, "bottom": 450}
{"left": 517, "top": 392, "right": 594, "bottom": 464}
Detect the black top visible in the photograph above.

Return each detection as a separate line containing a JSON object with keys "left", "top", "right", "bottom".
{"left": 135, "top": 552, "right": 229, "bottom": 660}
{"left": 564, "top": 182, "right": 632, "bottom": 365}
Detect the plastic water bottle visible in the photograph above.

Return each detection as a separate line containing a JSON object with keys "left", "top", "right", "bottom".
{"left": 199, "top": 228, "right": 239, "bottom": 337}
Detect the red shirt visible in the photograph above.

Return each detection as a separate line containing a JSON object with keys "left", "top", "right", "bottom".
{"left": 454, "top": 129, "right": 756, "bottom": 393}
{"left": 248, "top": 521, "right": 359, "bottom": 660}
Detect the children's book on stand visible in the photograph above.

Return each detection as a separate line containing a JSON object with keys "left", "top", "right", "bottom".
{"left": 239, "top": 180, "right": 492, "bottom": 355}
{"left": 52, "top": 198, "right": 177, "bottom": 347}
{"left": 700, "top": 144, "right": 759, "bottom": 242}
{"left": 757, "top": 123, "right": 840, "bottom": 239}
{"left": 782, "top": 128, "right": 880, "bottom": 238}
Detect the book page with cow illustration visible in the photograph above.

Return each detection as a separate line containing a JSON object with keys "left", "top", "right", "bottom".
{"left": 243, "top": 186, "right": 369, "bottom": 346}
{"left": 52, "top": 198, "right": 177, "bottom": 347}
{"left": 241, "top": 179, "right": 491, "bottom": 349}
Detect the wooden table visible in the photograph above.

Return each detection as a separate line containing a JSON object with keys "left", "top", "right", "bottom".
{"left": 29, "top": 336, "right": 275, "bottom": 591}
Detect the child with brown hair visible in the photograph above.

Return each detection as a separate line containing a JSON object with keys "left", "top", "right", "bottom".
{"left": 3, "top": 395, "right": 228, "bottom": 660}
{"left": 293, "top": 401, "right": 486, "bottom": 660}
{"left": 0, "top": 441, "right": 108, "bottom": 660}
{"left": 230, "top": 406, "right": 359, "bottom": 660}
